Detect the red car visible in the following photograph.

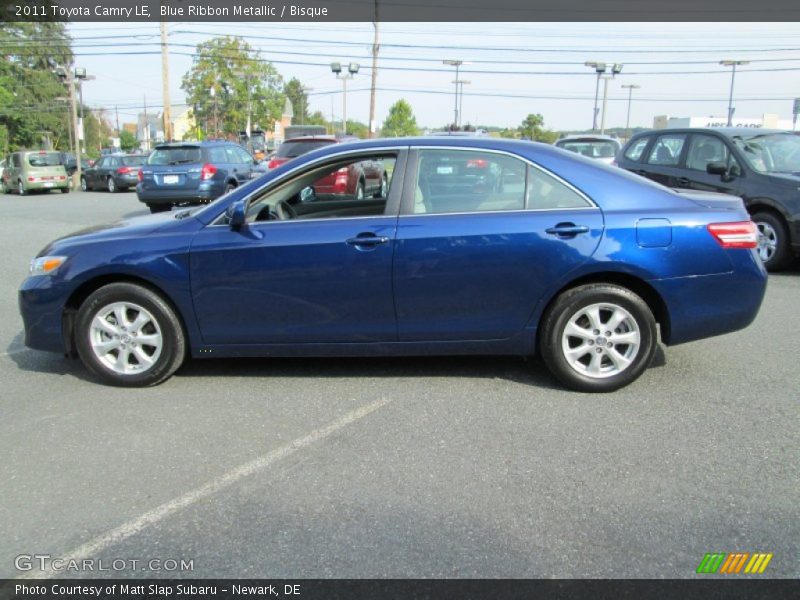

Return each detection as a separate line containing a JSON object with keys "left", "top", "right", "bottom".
{"left": 268, "top": 136, "right": 387, "bottom": 199}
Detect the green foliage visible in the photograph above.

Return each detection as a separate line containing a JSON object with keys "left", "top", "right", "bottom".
{"left": 0, "top": 22, "right": 74, "bottom": 152}
{"left": 519, "top": 113, "right": 559, "bottom": 143}
{"left": 181, "top": 36, "right": 284, "bottom": 138}
{"left": 82, "top": 109, "right": 113, "bottom": 157}
{"left": 344, "top": 120, "right": 369, "bottom": 138}
{"left": 381, "top": 99, "right": 419, "bottom": 137}
{"left": 283, "top": 77, "right": 310, "bottom": 124}
{"left": 119, "top": 130, "right": 138, "bottom": 152}
{"left": 305, "top": 111, "right": 330, "bottom": 131}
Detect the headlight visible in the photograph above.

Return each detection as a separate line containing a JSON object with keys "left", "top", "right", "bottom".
{"left": 29, "top": 256, "right": 67, "bottom": 276}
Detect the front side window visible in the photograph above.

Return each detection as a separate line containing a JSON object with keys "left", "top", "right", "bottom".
{"left": 241, "top": 154, "right": 397, "bottom": 224}
{"left": 413, "top": 150, "right": 526, "bottom": 214}
{"left": 686, "top": 135, "right": 730, "bottom": 172}
{"left": 646, "top": 134, "right": 687, "bottom": 166}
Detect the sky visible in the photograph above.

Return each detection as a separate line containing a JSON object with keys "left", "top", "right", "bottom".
{"left": 67, "top": 22, "right": 800, "bottom": 133}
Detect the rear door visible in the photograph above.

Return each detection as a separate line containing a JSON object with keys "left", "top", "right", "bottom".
{"left": 639, "top": 132, "right": 689, "bottom": 187}
{"left": 393, "top": 148, "right": 604, "bottom": 342}
{"left": 226, "top": 146, "right": 255, "bottom": 185}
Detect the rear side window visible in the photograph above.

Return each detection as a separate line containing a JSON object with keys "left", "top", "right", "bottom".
{"left": 624, "top": 137, "right": 650, "bottom": 162}
{"left": 276, "top": 140, "right": 335, "bottom": 158}
{"left": 27, "top": 152, "right": 62, "bottom": 167}
{"left": 121, "top": 156, "right": 147, "bottom": 167}
{"left": 527, "top": 167, "right": 592, "bottom": 210}
{"left": 208, "top": 147, "right": 228, "bottom": 163}
{"left": 646, "top": 134, "right": 686, "bottom": 166}
{"left": 148, "top": 147, "right": 202, "bottom": 165}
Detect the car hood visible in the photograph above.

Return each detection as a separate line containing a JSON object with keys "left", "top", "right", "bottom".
{"left": 672, "top": 189, "right": 746, "bottom": 212}
{"left": 39, "top": 210, "right": 188, "bottom": 256}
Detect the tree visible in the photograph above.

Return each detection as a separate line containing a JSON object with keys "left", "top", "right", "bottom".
{"left": 283, "top": 77, "right": 310, "bottom": 125}
{"left": 181, "top": 36, "right": 284, "bottom": 138}
{"left": 381, "top": 99, "right": 419, "bottom": 137}
{"left": 519, "top": 113, "right": 559, "bottom": 143}
{"left": 344, "top": 120, "right": 369, "bottom": 139}
{"left": 119, "top": 130, "right": 138, "bottom": 152}
{"left": 0, "top": 23, "right": 74, "bottom": 151}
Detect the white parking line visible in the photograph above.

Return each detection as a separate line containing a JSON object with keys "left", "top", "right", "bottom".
{"left": 17, "top": 397, "right": 392, "bottom": 579}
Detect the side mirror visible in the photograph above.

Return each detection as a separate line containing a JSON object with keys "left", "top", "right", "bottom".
{"left": 706, "top": 162, "right": 728, "bottom": 176}
{"left": 227, "top": 199, "right": 247, "bottom": 230}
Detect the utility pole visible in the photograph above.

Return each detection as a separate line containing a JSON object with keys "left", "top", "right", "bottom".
{"left": 368, "top": 1, "right": 380, "bottom": 138}
{"left": 160, "top": 21, "right": 172, "bottom": 141}
{"left": 68, "top": 70, "right": 82, "bottom": 187}
{"left": 143, "top": 94, "right": 149, "bottom": 151}
{"left": 115, "top": 105, "right": 120, "bottom": 135}
{"left": 443, "top": 60, "right": 463, "bottom": 129}
{"left": 621, "top": 84, "right": 640, "bottom": 140}
{"left": 455, "top": 80, "right": 470, "bottom": 128}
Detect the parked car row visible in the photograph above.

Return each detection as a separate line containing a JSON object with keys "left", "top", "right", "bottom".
{"left": 1, "top": 150, "right": 70, "bottom": 195}
{"left": 554, "top": 128, "right": 800, "bottom": 271}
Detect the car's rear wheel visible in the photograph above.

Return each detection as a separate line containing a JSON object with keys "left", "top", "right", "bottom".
{"left": 355, "top": 180, "right": 365, "bottom": 200}
{"left": 80, "top": 177, "right": 88, "bottom": 192}
{"left": 148, "top": 204, "right": 171, "bottom": 214}
{"left": 540, "top": 284, "right": 657, "bottom": 392}
{"left": 224, "top": 182, "right": 236, "bottom": 194}
{"left": 0, "top": 179, "right": 7, "bottom": 194}
{"left": 752, "top": 211, "right": 791, "bottom": 272}
{"left": 17, "top": 180, "right": 27, "bottom": 196}
{"left": 74, "top": 283, "right": 186, "bottom": 387}
{"left": 60, "top": 187, "right": 69, "bottom": 194}
{"left": 107, "top": 177, "right": 116, "bottom": 193}
{"left": 374, "top": 174, "right": 388, "bottom": 198}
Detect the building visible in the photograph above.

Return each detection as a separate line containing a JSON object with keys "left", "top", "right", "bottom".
{"left": 269, "top": 98, "right": 294, "bottom": 146}
{"left": 654, "top": 113, "right": 797, "bottom": 130}
{"left": 170, "top": 108, "right": 196, "bottom": 142}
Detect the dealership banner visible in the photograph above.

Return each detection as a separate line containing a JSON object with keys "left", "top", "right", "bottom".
{"left": 2, "top": 0, "right": 800, "bottom": 22}
{"left": 3, "top": 579, "right": 800, "bottom": 600}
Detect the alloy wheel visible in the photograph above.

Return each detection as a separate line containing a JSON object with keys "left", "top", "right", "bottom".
{"left": 89, "top": 301, "right": 163, "bottom": 375}
{"left": 756, "top": 221, "right": 777, "bottom": 262}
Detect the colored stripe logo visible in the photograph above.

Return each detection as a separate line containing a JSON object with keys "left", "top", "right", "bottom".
{"left": 697, "top": 552, "right": 773, "bottom": 574}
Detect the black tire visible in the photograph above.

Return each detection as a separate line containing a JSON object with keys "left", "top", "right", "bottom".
{"left": 224, "top": 182, "right": 236, "bottom": 194}
{"left": 148, "top": 204, "right": 171, "bottom": 214}
{"left": 373, "top": 174, "right": 388, "bottom": 198}
{"left": 539, "top": 284, "right": 657, "bottom": 393}
{"left": 74, "top": 282, "right": 186, "bottom": 387}
{"left": 107, "top": 177, "right": 117, "bottom": 193}
{"left": 60, "top": 187, "right": 69, "bottom": 194}
{"left": 80, "top": 177, "right": 88, "bottom": 192}
{"left": 355, "top": 180, "right": 365, "bottom": 200}
{"left": 752, "top": 211, "right": 791, "bottom": 272}
{"left": 18, "top": 180, "right": 27, "bottom": 196}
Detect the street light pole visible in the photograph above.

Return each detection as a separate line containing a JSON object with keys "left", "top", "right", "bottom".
{"left": 585, "top": 62, "right": 606, "bottom": 132}
{"left": 56, "top": 66, "right": 82, "bottom": 188}
{"left": 331, "top": 62, "right": 359, "bottom": 135}
{"left": 622, "top": 84, "right": 640, "bottom": 139}
{"left": 720, "top": 60, "right": 749, "bottom": 126}
{"left": 443, "top": 60, "right": 464, "bottom": 129}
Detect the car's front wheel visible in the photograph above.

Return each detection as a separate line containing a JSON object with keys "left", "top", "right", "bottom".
{"left": 540, "top": 284, "right": 657, "bottom": 392}
{"left": 80, "top": 177, "right": 88, "bottom": 191}
{"left": 752, "top": 211, "right": 791, "bottom": 271}
{"left": 74, "top": 283, "right": 186, "bottom": 387}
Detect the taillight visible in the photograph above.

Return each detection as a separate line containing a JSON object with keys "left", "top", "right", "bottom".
{"left": 200, "top": 163, "right": 217, "bottom": 180}
{"left": 466, "top": 159, "right": 488, "bottom": 168}
{"left": 267, "top": 159, "right": 283, "bottom": 170}
{"left": 116, "top": 167, "right": 131, "bottom": 175}
{"left": 137, "top": 168, "right": 143, "bottom": 182}
{"left": 707, "top": 221, "right": 758, "bottom": 249}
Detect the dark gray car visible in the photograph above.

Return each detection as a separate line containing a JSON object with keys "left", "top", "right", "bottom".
{"left": 80, "top": 154, "right": 148, "bottom": 192}
{"left": 617, "top": 128, "right": 800, "bottom": 271}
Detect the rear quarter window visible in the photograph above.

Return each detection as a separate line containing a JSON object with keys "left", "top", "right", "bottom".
{"left": 624, "top": 137, "right": 650, "bottom": 162}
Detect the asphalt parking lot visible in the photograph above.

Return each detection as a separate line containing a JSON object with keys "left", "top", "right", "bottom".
{"left": 1, "top": 190, "right": 797, "bottom": 579}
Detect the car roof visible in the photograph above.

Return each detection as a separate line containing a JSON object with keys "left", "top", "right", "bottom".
{"left": 556, "top": 135, "right": 619, "bottom": 142}
{"left": 634, "top": 127, "right": 792, "bottom": 139}
{"left": 153, "top": 140, "right": 238, "bottom": 148}
{"left": 282, "top": 135, "right": 339, "bottom": 143}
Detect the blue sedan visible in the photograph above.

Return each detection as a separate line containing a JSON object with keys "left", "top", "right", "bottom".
{"left": 19, "top": 138, "right": 767, "bottom": 392}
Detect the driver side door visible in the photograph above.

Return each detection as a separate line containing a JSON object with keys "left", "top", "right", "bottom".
{"left": 189, "top": 149, "right": 407, "bottom": 346}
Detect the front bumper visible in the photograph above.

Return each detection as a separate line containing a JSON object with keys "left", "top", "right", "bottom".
{"left": 19, "top": 275, "right": 71, "bottom": 354}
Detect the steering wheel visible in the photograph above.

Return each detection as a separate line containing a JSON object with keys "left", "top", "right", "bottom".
{"left": 275, "top": 199, "right": 298, "bottom": 220}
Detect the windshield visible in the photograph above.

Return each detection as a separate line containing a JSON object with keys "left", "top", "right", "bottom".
{"left": 121, "top": 156, "right": 147, "bottom": 166}
{"left": 27, "top": 152, "right": 62, "bottom": 167}
{"left": 556, "top": 140, "right": 620, "bottom": 159}
{"left": 148, "top": 147, "right": 202, "bottom": 165}
{"left": 276, "top": 140, "right": 335, "bottom": 158}
{"left": 732, "top": 133, "right": 800, "bottom": 174}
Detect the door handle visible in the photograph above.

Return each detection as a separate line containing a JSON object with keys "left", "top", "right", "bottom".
{"left": 676, "top": 177, "right": 690, "bottom": 186}
{"left": 545, "top": 223, "right": 590, "bottom": 237}
{"left": 346, "top": 234, "right": 390, "bottom": 247}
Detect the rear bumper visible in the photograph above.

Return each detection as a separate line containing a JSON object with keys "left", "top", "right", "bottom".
{"left": 26, "top": 181, "right": 69, "bottom": 191}
{"left": 136, "top": 182, "right": 220, "bottom": 205}
{"left": 114, "top": 175, "right": 139, "bottom": 188}
{"left": 652, "top": 249, "right": 768, "bottom": 345}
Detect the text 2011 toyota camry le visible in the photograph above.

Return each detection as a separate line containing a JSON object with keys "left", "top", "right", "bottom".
{"left": 19, "top": 138, "right": 767, "bottom": 392}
